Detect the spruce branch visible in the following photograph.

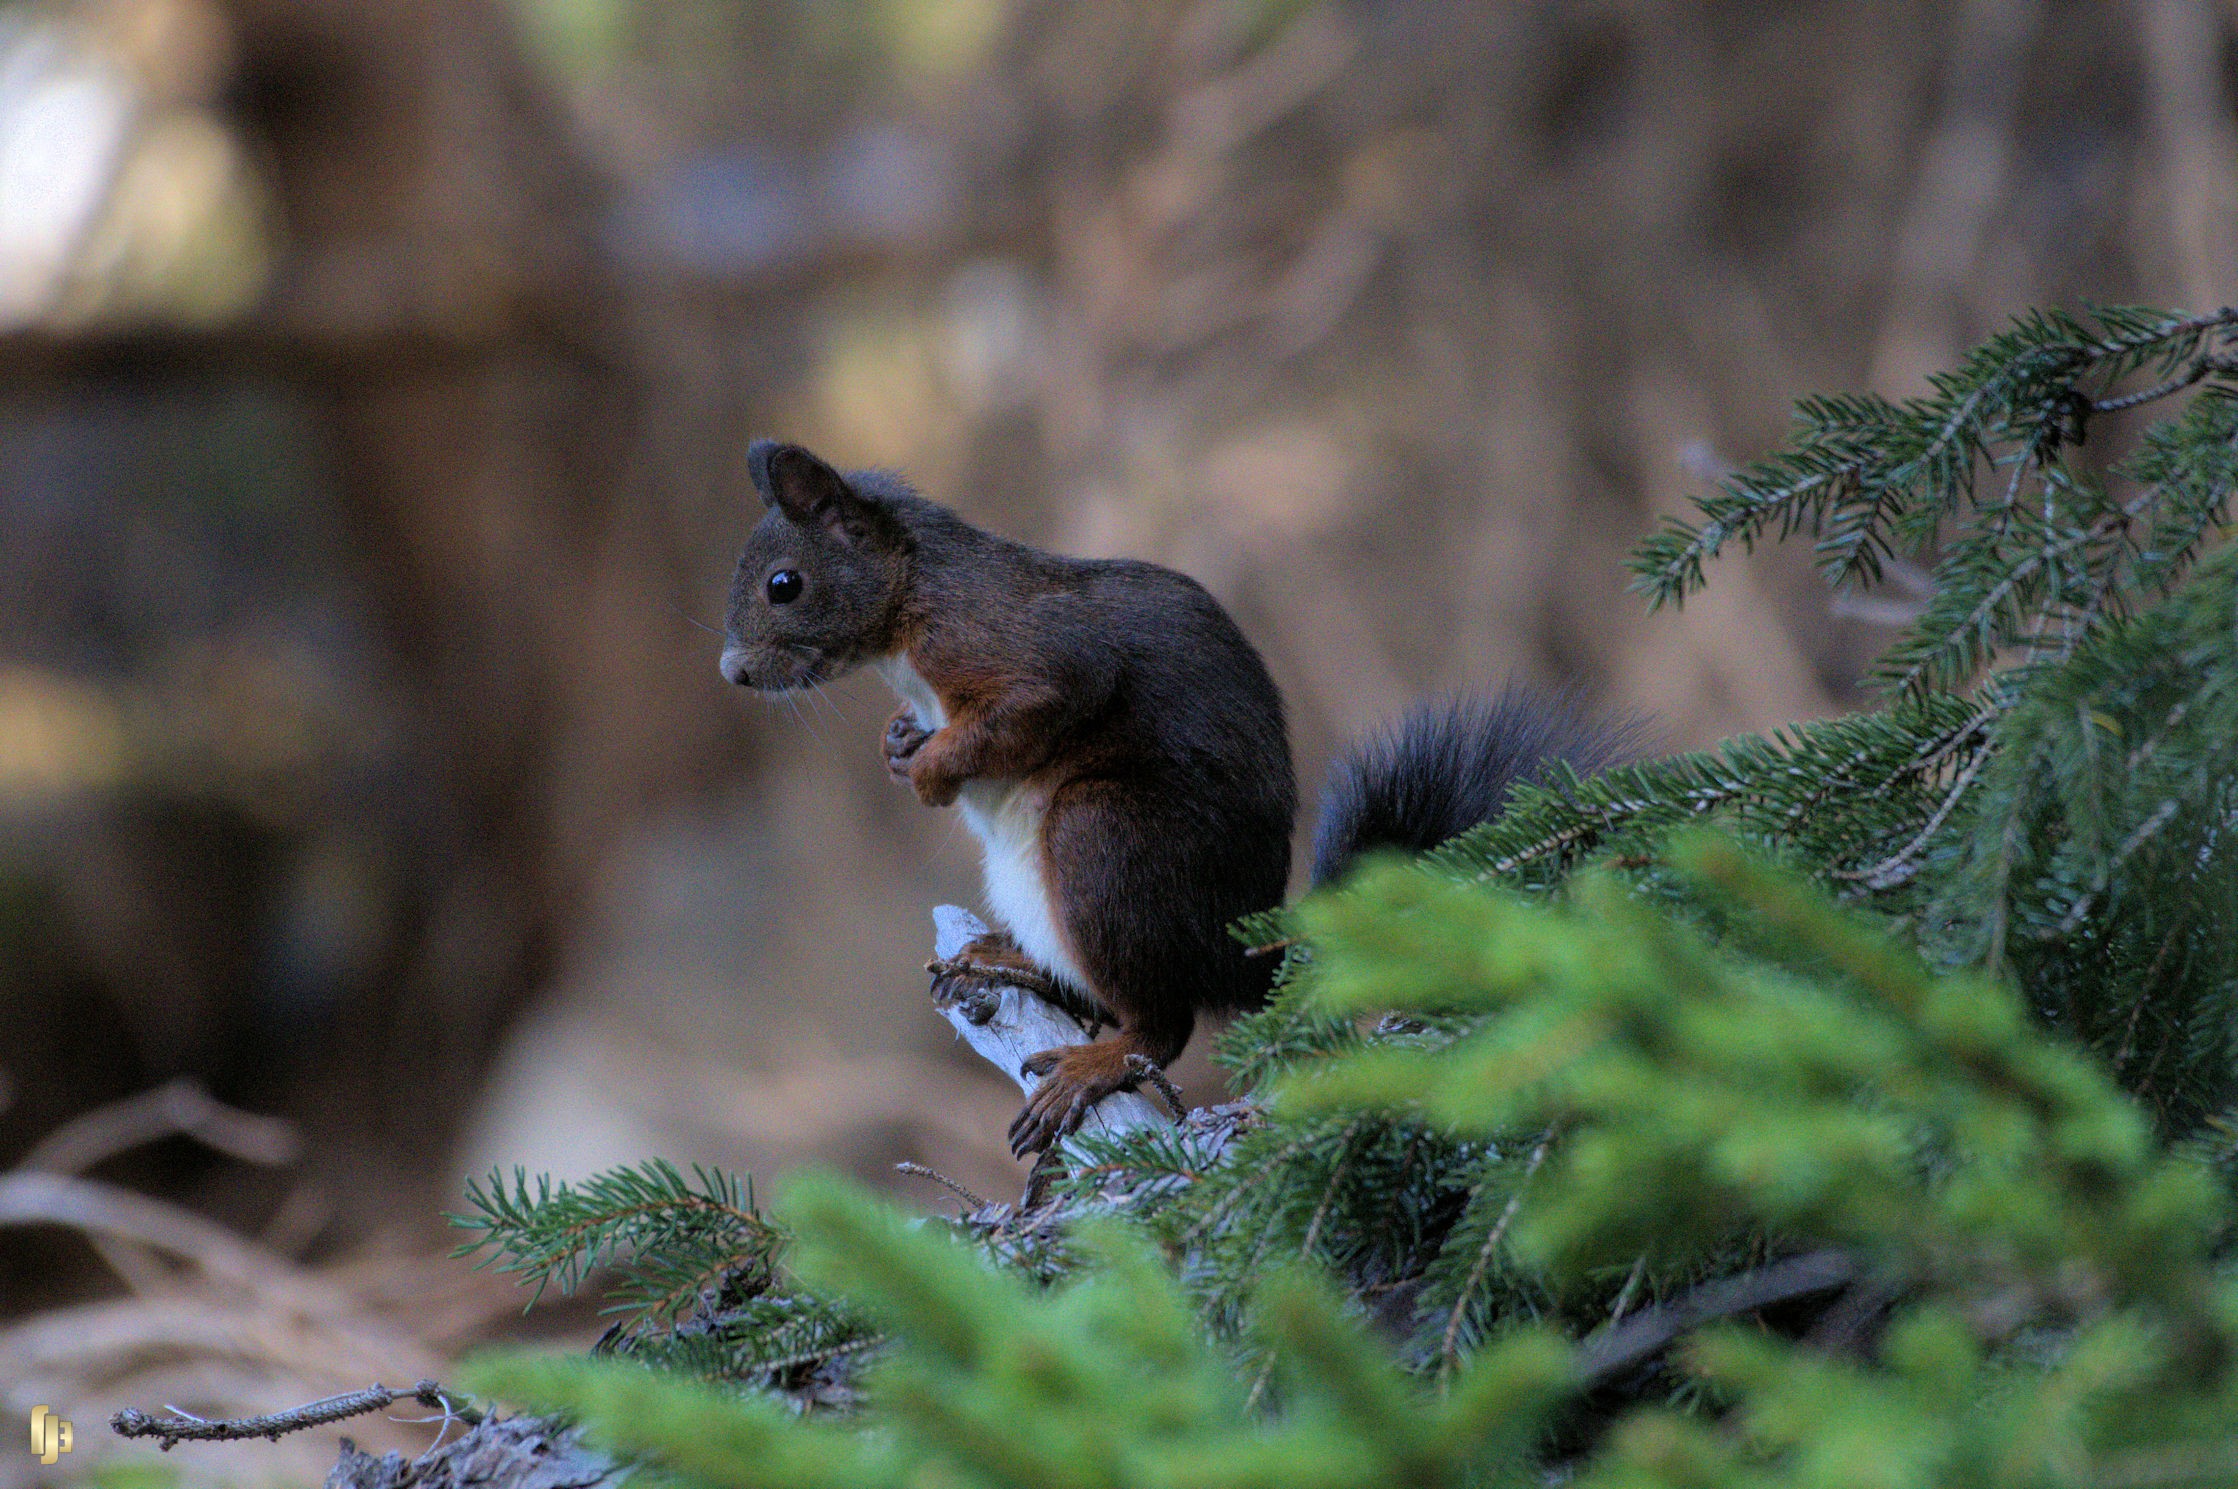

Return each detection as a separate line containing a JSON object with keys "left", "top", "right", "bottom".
{"left": 453, "top": 1159, "right": 779, "bottom": 1323}
{"left": 1298, "top": 1119, "right": 1366, "bottom": 1265}
{"left": 1631, "top": 305, "right": 2238, "bottom": 647}
{"left": 605, "top": 1292, "right": 884, "bottom": 1394}
{"left": 445, "top": 305, "right": 2238, "bottom": 1486}
{"left": 2090, "top": 351, "right": 2238, "bottom": 413}
{"left": 1427, "top": 694, "right": 1987, "bottom": 894}
{"left": 1437, "top": 1127, "right": 1555, "bottom": 1384}
{"left": 1832, "top": 735, "right": 1994, "bottom": 890}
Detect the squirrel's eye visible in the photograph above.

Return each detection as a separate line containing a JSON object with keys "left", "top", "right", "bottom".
{"left": 766, "top": 569, "right": 803, "bottom": 604}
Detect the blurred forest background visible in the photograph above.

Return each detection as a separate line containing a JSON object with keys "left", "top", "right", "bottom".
{"left": 1, "top": 0, "right": 2233, "bottom": 1482}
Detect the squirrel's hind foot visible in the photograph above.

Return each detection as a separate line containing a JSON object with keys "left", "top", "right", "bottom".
{"left": 1008, "top": 1039, "right": 1144, "bottom": 1157}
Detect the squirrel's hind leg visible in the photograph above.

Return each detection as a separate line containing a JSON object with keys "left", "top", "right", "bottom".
{"left": 1001, "top": 776, "right": 1258, "bottom": 1156}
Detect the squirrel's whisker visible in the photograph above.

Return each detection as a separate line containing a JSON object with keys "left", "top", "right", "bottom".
{"left": 666, "top": 600, "right": 724, "bottom": 637}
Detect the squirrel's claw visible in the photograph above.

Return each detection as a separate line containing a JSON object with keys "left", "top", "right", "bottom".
{"left": 1008, "top": 1077, "right": 1090, "bottom": 1158}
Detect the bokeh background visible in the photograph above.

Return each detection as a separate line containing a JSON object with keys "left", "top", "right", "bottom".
{"left": 1, "top": 0, "right": 2232, "bottom": 1481}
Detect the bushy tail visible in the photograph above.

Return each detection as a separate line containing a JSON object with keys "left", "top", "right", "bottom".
{"left": 1309, "top": 686, "right": 1647, "bottom": 887}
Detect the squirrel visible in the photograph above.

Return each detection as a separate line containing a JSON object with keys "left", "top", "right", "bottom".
{"left": 720, "top": 440, "right": 1639, "bottom": 1156}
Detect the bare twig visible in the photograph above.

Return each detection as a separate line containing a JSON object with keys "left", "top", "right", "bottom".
{"left": 894, "top": 1162, "right": 991, "bottom": 1211}
{"left": 1124, "top": 1054, "right": 1189, "bottom": 1121}
{"left": 2090, "top": 354, "right": 2235, "bottom": 414}
{"left": 1241, "top": 1348, "right": 1280, "bottom": 1417}
{"left": 1804, "top": 1269, "right": 1907, "bottom": 1357}
{"left": 1833, "top": 737, "right": 1995, "bottom": 890}
{"left": 1019, "top": 1145, "right": 1065, "bottom": 1210}
{"left": 1608, "top": 1253, "right": 1648, "bottom": 1326}
{"left": 2056, "top": 797, "right": 2184, "bottom": 933}
{"left": 1298, "top": 1121, "right": 1363, "bottom": 1264}
{"left": 407, "top": 1389, "right": 476, "bottom": 1463}
{"left": 19, "top": 1077, "right": 300, "bottom": 1175}
{"left": 112, "top": 1381, "right": 481, "bottom": 1451}
{"left": 0, "top": 1170, "right": 345, "bottom": 1308}
{"left": 1479, "top": 818, "right": 1606, "bottom": 879}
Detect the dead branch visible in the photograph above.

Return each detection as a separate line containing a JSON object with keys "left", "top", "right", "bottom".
{"left": 1575, "top": 1249, "right": 1858, "bottom": 1386}
{"left": 894, "top": 1161, "right": 992, "bottom": 1210}
{"left": 113, "top": 1381, "right": 480, "bottom": 1451}
{"left": 1125, "top": 1054, "right": 1189, "bottom": 1122}
{"left": 0, "top": 1169, "right": 348, "bottom": 1307}
{"left": 326, "top": 1413, "right": 624, "bottom": 1489}
{"left": 20, "top": 1077, "right": 301, "bottom": 1175}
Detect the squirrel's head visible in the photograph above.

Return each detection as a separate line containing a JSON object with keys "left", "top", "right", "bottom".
{"left": 720, "top": 441, "right": 912, "bottom": 692}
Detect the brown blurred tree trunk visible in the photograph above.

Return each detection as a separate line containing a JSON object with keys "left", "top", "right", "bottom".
{"left": 199, "top": 0, "right": 737, "bottom": 1220}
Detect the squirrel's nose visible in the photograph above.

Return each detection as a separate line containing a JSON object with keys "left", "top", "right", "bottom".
{"left": 719, "top": 648, "right": 754, "bottom": 687}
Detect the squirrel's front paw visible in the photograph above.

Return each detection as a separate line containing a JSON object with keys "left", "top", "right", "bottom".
{"left": 884, "top": 712, "right": 933, "bottom": 780}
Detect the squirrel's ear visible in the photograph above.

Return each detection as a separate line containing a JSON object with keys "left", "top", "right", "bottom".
{"left": 749, "top": 440, "right": 843, "bottom": 516}
{"left": 752, "top": 440, "right": 898, "bottom": 548}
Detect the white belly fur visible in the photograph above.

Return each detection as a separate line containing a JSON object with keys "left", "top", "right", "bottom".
{"left": 874, "top": 655, "right": 1089, "bottom": 993}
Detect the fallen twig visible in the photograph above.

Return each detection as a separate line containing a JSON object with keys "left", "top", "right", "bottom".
{"left": 895, "top": 1161, "right": 991, "bottom": 1211}
{"left": 112, "top": 1380, "right": 481, "bottom": 1451}
{"left": 20, "top": 1077, "right": 300, "bottom": 1176}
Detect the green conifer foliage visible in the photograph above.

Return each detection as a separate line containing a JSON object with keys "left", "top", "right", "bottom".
{"left": 469, "top": 844, "right": 2238, "bottom": 1486}
{"left": 1441, "top": 305, "right": 2238, "bottom": 1131}
{"left": 469, "top": 1176, "right": 1577, "bottom": 1489}
{"left": 454, "top": 1160, "right": 879, "bottom": 1388}
{"left": 1939, "top": 546, "right": 2238, "bottom": 1137}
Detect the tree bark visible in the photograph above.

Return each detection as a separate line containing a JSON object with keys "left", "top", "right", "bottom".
{"left": 62, "top": 0, "right": 751, "bottom": 1222}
